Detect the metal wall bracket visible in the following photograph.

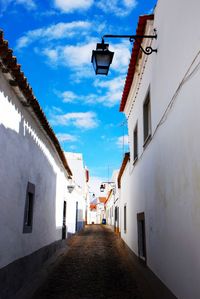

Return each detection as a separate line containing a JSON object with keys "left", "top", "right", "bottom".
{"left": 102, "top": 30, "right": 157, "bottom": 55}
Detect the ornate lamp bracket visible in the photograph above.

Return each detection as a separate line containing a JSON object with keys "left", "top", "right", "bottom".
{"left": 102, "top": 29, "right": 157, "bottom": 55}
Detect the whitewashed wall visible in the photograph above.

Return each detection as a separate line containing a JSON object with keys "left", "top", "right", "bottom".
{"left": 112, "top": 170, "right": 120, "bottom": 231}
{"left": 106, "top": 194, "right": 114, "bottom": 226}
{"left": 96, "top": 202, "right": 105, "bottom": 224}
{"left": 87, "top": 210, "right": 97, "bottom": 224}
{"left": 65, "top": 152, "right": 88, "bottom": 233}
{"left": 121, "top": 1, "right": 200, "bottom": 298}
{"left": 66, "top": 187, "right": 86, "bottom": 234}
{"left": 0, "top": 69, "right": 69, "bottom": 269}
{"left": 119, "top": 162, "right": 131, "bottom": 244}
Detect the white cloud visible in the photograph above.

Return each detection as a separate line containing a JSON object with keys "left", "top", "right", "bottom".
{"left": 116, "top": 135, "right": 129, "bottom": 148}
{"left": 124, "top": 0, "right": 137, "bottom": 7}
{"left": 91, "top": 76, "right": 126, "bottom": 107}
{"left": 42, "top": 40, "right": 97, "bottom": 79}
{"left": 16, "top": 21, "right": 91, "bottom": 49}
{"left": 0, "top": 0, "right": 36, "bottom": 14}
{"left": 54, "top": 0, "right": 93, "bottom": 13}
{"left": 44, "top": 41, "right": 95, "bottom": 67}
{"left": 43, "top": 48, "right": 58, "bottom": 61}
{"left": 16, "top": 0, "right": 36, "bottom": 9}
{"left": 51, "top": 106, "right": 63, "bottom": 113}
{"left": 60, "top": 91, "right": 77, "bottom": 103}
{"left": 56, "top": 133, "right": 77, "bottom": 142}
{"left": 96, "top": 0, "right": 137, "bottom": 17}
{"left": 42, "top": 39, "right": 130, "bottom": 80}
{"left": 109, "top": 41, "right": 131, "bottom": 73}
{"left": 56, "top": 75, "right": 126, "bottom": 108}
{"left": 50, "top": 111, "right": 99, "bottom": 129}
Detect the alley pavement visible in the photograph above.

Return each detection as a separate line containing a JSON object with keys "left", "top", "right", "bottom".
{"left": 30, "top": 225, "right": 176, "bottom": 299}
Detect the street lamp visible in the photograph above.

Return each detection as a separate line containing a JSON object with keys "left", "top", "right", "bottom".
{"left": 91, "top": 42, "right": 114, "bottom": 75}
{"left": 100, "top": 182, "right": 115, "bottom": 192}
{"left": 100, "top": 184, "right": 105, "bottom": 192}
{"left": 91, "top": 32, "right": 157, "bottom": 75}
{"left": 67, "top": 178, "right": 75, "bottom": 193}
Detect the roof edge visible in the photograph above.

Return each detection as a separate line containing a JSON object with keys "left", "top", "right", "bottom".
{"left": 0, "top": 30, "right": 72, "bottom": 177}
{"left": 117, "top": 152, "right": 130, "bottom": 189}
{"left": 119, "top": 14, "right": 154, "bottom": 112}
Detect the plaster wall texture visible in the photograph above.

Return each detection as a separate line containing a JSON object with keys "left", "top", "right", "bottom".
{"left": 112, "top": 170, "right": 120, "bottom": 226}
{"left": 96, "top": 202, "right": 105, "bottom": 224}
{"left": 87, "top": 211, "right": 97, "bottom": 224}
{"left": 65, "top": 152, "right": 86, "bottom": 190}
{"left": 121, "top": 1, "right": 200, "bottom": 298}
{"left": 106, "top": 194, "right": 114, "bottom": 226}
{"left": 0, "top": 70, "right": 69, "bottom": 269}
{"left": 120, "top": 163, "right": 132, "bottom": 246}
{"left": 65, "top": 152, "right": 88, "bottom": 233}
{"left": 66, "top": 197, "right": 77, "bottom": 234}
{"left": 68, "top": 188, "right": 86, "bottom": 233}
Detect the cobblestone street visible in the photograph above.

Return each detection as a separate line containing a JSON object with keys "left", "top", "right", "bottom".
{"left": 31, "top": 225, "right": 175, "bottom": 299}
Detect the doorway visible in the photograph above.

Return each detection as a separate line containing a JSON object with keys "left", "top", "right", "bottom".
{"left": 137, "top": 212, "right": 146, "bottom": 262}
{"left": 75, "top": 201, "right": 78, "bottom": 232}
{"left": 62, "top": 201, "right": 67, "bottom": 239}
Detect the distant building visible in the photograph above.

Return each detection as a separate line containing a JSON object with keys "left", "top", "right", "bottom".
{"left": 119, "top": 2, "right": 200, "bottom": 298}
{"left": 64, "top": 152, "right": 89, "bottom": 234}
{"left": 0, "top": 30, "right": 73, "bottom": 298}
{"left": 88, "top": 203, "right": 97, "bottom": 224}
{"left": 96, "top": 197, "right": 107, "bottom": 224}
{"left": 117, "top": 153, "right": 130, "bottom": 241}
{"left": 103, "top": 171, "right": 119, "bottom": 231}
{"left": 105, "top": 189, "right": 114, "bottom": 227}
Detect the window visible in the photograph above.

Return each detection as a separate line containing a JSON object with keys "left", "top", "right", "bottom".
{"left": 133, "top": 123, "right": 138, "bottom": 161}
{"left": 143, "top": 91, "right": 151, "bottom": 144}
{"left": 23, "top": 182, "right": 35, "bottom": 233}
{"left": 124, "top": 204, "right": 127, "bottom": 233}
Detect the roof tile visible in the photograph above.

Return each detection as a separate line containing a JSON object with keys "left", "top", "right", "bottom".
{"left": 0, "top": 29, "right": 72, "bottom": 177}
{"left": 119, "top": 15, "right": 154, "bottom": 112}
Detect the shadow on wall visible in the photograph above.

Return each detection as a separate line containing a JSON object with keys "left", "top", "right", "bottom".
{"left": 0, "top": 88, "right": 64, "bottom": 298}
{"left": 0, "top": 122, "right": 59, "bottom": 299}
{"left": 0, "top": 88, "right": 61, "bottom": 176}
{"left": 0, "top": 86, "right": 61, "bottom": 239}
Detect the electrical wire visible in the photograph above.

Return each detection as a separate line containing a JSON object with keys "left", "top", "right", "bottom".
{"left": 127, "top": 47, "right": 200, "bottom": 174}
{"left": 152, "top": 48, "right": 200, "bottom": 139}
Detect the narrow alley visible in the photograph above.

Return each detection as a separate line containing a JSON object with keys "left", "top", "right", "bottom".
{"left": 30, "top": 225, "right": 175, "bottom": 299}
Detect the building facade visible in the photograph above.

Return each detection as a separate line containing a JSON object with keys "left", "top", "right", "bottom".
{"left": 96, "top": 197, "right": 107, "bottom": 224}
{"left": 118, "top": 153, "right": 130, "bottom": 239}
{"left": 0, "top": 30, "right": 73, "bottom": 298}
{"left": 119, "top": 1, "right": 200, "bottom": 298}
{"left": 87, "top": 203, "right": 97, "bottom": 224}
{"left": 103, "top": 171, "right": 119, "bottom": 231}
{"left": 64, "top": 152, "right": 89, "bottom": 235}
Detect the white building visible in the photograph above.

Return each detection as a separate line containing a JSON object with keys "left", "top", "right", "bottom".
{"left": 119, "top": 2, "right": 200, "bottom": 298}
{"left": 104, "top": 171, "right": 119, "bottom": 231}
{"left": 87, "top": 203, "right": 97, "bottom": 224}
{"left": 96, "top": 197, "right": 106, "bottom": 224}
{"left": 105, "top": 189, "right": 114, "bottom": 227}
{"left": 64, "top": 152, "right": 89, "bottom": 235}
{"left": 0, "top": 30, "right": 73, "bottom": 298}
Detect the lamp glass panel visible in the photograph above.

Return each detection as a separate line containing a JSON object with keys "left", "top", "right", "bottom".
{"left": 92, "top": 54, "right": 97, "bottom": 70}
{"left": 95, "top": 52, "right": 112, "bottom": 67}
{"left": 97, "top": 68, "right": 108, "bottom": 75}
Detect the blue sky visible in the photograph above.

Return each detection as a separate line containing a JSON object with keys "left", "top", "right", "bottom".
{"left": 0, "top": 0, "right": 157, "bottom": 194}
